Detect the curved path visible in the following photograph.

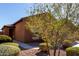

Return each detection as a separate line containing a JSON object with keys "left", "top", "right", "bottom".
{"left": 18, "top": 49, "right": 66, "bottom": 56}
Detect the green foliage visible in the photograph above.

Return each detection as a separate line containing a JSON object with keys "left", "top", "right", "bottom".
{"left": 66, "top": 47, "right": 79, "bottom": 56}
{"left": 39, "top": 43, "right": 52, "bottom": 52}
{"left": 26, "top": 4, "right": 79, "bottom": 55}
{"left": 63, "top": 39, "right": 73, "bottom": 44}
{"left": 26, "top": 13, "right": 56, "bottom": 44}
{"left": 27, "top": 4, "right": 79, "bottom": 56}
{"left": 26, "top": 11, "right": 77, "bottom": 50}
{"left": 62, "top": 40, "right": 73, "bottom": 49}
{"left": 0, "top": 35, "right": 12, "bottom": 43}
{"left": 0, "top": 45, "right": 20, "bottom": 56}
{"left": 0, "top": 42, "right": 19, "bottom": 47}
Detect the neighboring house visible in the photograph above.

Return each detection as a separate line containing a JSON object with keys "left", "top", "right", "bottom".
{"left": 1, "top": 13, "right": 55, "bottom": 43}
{"left": 1, "top": 13, "right": 77, "bottom": 43}
{"left": 0, "top": 31, "right": 3, "bottom": 35}
{"left": 2, "top": 18, "right": 34, "bottom": 43}
{"left": 13, "top": 17, "right": 34, "bottom": 42}
{"left": 1, "top": 14, "right": 76, "bottom": 43}
{"left": 2, "top": 24, "right": 14, "bottom": 38}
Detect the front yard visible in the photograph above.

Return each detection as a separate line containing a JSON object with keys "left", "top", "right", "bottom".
{"left": 14, "top": 40, "right": 66, "bottom": 56}
{"left": 0, "top": 35, "right": 79, "bottom": 56}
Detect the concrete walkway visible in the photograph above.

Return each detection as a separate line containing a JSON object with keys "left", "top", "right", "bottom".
{"left": 18, "top": 49, "right": 66, "bottom": 56}
{"left": 13, "top": 40, "right": 39, "bottom": 49}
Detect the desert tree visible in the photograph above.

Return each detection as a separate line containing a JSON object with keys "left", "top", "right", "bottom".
{"left": 25, "top": 3, "right": 79, "bottom": 56}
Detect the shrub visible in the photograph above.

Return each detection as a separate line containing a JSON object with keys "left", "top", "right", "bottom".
{"left": 0, "top": 45, "right": 20, "bottom": 56}
{"left": 66, "top": 47, "right": 79, "bottom": 56}
{"left": 0, "top": 42, "right": 19, "bottom": 47}
{"left": 39, "top": 43, "right": 52, "bottom": 52}
{"left": 0, "top": 35, "right": 12, "bottom": 43}
{"left": 62, "top": 40, "right": 73, "bottom": 49}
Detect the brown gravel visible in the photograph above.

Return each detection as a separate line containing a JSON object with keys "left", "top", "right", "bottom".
{"left": 18, "top": 48, "right": 66, "bottom": 56}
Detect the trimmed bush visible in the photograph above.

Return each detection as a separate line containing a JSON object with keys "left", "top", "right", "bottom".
{"left": 0, "top": 42, "right": 19, "bottom": 47}
{"left": 66, "top": 47, "right": 79, "bottom": 56}
{"left": 0, "top": 35, "right": 12, "bottom": 43}
{"left": 0, "top": 45, "right": 20, "bottom": 56}
{"left": 62, "top": 40, "right": 73, "bottom": 49}
{"left": 39, "top": 43, "right": 52, "bottom": 52}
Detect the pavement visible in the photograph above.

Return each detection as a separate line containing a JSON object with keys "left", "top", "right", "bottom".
{"left": 13, "top": 40, "right": 39, "bottom": 49}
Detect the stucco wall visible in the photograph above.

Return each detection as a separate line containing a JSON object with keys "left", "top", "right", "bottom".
{"left": 14, "top": 19, "right": 33, "bottom": 42}
{"left": 24, "top": 19, "right": 33, "bottom": 42}
{"left": 14, "top": 20, "right": 25, "bottom": 42}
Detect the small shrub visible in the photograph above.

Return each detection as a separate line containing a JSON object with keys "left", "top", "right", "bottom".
{"left": 0, "top": 35, "right": 12, "bottom": 43}
{"left": 39, "top": 43, "right": 52, "bottom": 52}
{"left": 66, "top": 47, "right": 79, "bottom": 56}
{"left": 0, "top": 42, "right": 19, "bottom": 47}
{"left": 62, "top": 40, "right": 73, "bottom": 49}
{"left": 0, "top": 45, "right": 20, "bottom": 56}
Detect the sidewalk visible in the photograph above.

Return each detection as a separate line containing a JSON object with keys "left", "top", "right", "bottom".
{"left": 13, "top": 40, "right": 39, "bottom": 50}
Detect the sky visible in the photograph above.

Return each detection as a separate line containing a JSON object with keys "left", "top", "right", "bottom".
{"left": 0, "top": 3, "right": 34, "bottom": 30}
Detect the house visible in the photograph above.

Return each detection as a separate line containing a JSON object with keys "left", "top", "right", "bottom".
{"left": 1, "top": 13, "right": 55, "bottom": 43}
{"left": 2, "top": 24, "right": 14, "bottom": 38}
{"left": 13, "top": 17, "right": 34, "bottom": 42}
{"left": 0, "top": 30, "right": 3, "bottom": 35}
{"left": 1, "top": 18, "right": 34, "bottom": 43}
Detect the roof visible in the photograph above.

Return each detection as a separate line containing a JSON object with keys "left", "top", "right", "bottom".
{"left": 0, "top": 30, "right": 2, "bottom": 32}
{"left": 1, "top": 24, "right": 14, "bottom": 30}
{"left": 13, "top": 12, "right": 56, "bottom": 25}
{"left": 4, "top": 24, "right": 13, "bottom": 27}
{"left": 13, "top": 17, "right": 26, "bottom": 25}
{"left": 1, "top": 12, "right": 56, "bottom": 30}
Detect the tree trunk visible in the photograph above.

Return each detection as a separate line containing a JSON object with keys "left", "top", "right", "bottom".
{"left": 46, "top": 39, "right": 50, "bottom": 56}
{"left": 54, "top": 47, "right": 56, "bottom": 56}
{"left": 53, "top": 31, "right": 58, "bottom": 56}
{"left": 46, "top": 42, "right": 50, "bottom": 56}
{"left": 47, "top": 48, "right": 50, "bottom": 56}
{"left": 58, "top": 48, "right": 60, "bottom": 56}
{"left": 58, "top": 41, "right": 62, "bottom": 56}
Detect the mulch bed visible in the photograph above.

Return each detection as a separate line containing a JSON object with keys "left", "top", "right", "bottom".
{"left": 18, "top": 48, "right": 66, "bottom": 56}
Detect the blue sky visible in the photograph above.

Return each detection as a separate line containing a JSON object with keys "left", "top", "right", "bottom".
{"left": 0, "top": 3, "right": 34, "bottom": 30}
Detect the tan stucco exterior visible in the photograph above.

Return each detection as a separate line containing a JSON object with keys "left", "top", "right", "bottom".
{"left": 14, "top": 18, "right": 33, "bottom": 42}
{"left": 14, "top": 19, "right": 26, "bottom": 42}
